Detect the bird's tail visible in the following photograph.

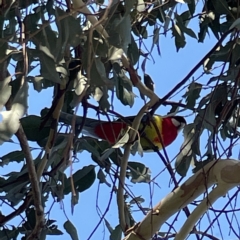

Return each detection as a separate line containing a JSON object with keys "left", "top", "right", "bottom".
{"left": 59, "top": 112, "right": 105, "bottom": 138}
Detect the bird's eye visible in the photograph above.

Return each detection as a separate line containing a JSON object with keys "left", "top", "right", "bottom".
{"left": 171, "top": 118, "right": 181, "bottom": 127}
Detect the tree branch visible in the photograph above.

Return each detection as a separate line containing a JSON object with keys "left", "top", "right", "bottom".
{"left": 71, "top": 0, "right": 161, "bottom": 231}
{"left": 0, "top": 196, "right": 32, "bottom": 225}
{"left": 16, "top": 126, "right": 44, "bottom": 240}
{"left": 124, "top": 159, "right": 240, "bottom": 240}
{"left": 14, "top": 15, "right": 44, "bottom": 239}
{"left": 117, "top": 56, "right": 159, "bottom": 230}
{"left": 150, "top": 27, "right": 235, "bottom": 114}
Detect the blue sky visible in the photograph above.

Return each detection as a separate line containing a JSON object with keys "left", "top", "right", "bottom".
{"left": 1, "top": 2, "right": 240, "bottom": 240}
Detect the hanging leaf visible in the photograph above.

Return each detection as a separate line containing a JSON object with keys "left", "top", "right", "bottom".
{"left": 64, "top": 165, "right": 96, "bottom": 194}
{"left": 127, "top": 161, "right": 151, "bottom": 183}
{"left": 144, "top": 73, "right": 155, "bottom": 92}
{"left": 114, "top": 14, "right": 131, "bottom": 53}
{"left": 172, "top": 22, "right": 186, "bottom": 51}
{"left": 130, "top": 139, "right": 144, "bottom": 157}
{"left": 0, "top": 150, "right": 26, "bottom": 167}
{"left": 97, "top": 168, "right": 111, "bottom": 187}
{"left": 192, "top": 155, "right": 214, "bottom": 173}
{"left": 175, "top": 13, "right": 197, "bottom": 39}
{"left": 111, "top": 128, "right": 130, "bottom": 149}
{"left": 64, "top": 220, "right": 79, "bottom": 240}
{"left": 183, "top": 82, "right": 202, "bottom": 108}
{"left": 127, "top": 34, "right": 140, "bottom": 65}
{"left": 152, "top": 27, "right": 161, "bottom": 55}
{"left": 39, "top": 46, "right": 62, "bottom": 84}
{"left": 212, "top": 0, "right": 231, "bottom": 15}
{"left": 21, "top": 115, "right": 50, "bottom": 142}
{"left": 175, "top": 124, "right": 197, "bottom": 177}
{"left": 113, "top": 63, "right": 135, "bottom": 107}
{"left": 129, "top": 196, "right": 145, "bottom": 205}
{"left": 110, "top": 225, "right": 122, "bottom": 240}
{"left": 105, "top": 218, "right": 114, "bottom": 233}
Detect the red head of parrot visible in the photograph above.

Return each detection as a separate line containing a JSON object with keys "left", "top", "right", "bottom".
{"left": 161, "top": 116, "right": 186, "bottom": 147}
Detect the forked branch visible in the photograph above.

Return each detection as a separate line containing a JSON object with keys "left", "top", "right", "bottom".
{"left": 124, "top": 159, "right": 240, "bottom": 240}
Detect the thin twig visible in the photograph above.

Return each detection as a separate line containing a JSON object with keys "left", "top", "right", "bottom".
{"left": 150, "top": 28, "right": 235, "bottom": 114}
{"left": 0, "top": 196, "right": 32, "bottom": 225}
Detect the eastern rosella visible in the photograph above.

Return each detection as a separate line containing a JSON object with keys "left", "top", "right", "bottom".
{"left": 59, "top": 112, "right": 186, "bottom": 151}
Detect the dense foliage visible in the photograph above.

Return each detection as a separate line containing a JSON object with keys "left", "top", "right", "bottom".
{"left": 1, "top": 0, "right": 240, "bottom": 239}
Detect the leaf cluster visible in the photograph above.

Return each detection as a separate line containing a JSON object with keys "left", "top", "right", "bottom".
{"left": 1, "top": 0, "right": 240, "bottom": 239}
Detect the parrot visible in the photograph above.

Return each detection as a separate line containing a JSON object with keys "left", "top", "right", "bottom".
{"left": 59, "top": 112, "right": 186, "bottom": 152}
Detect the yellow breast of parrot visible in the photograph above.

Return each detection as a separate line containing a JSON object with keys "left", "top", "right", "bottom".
{"left": 139, "top": 115, "right": 163, "bottom": 151}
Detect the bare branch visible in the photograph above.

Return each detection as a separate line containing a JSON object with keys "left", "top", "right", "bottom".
{"left": 117, "top": 56, "right": 160, "bottom": 230}
{"left": 124, "top": 159, "right": 240, "bottom": 240}
{"left": 150, "top": 27, "right": 235, "bottom": 114}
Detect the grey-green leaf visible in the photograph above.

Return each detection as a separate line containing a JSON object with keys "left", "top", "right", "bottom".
{"left": 64, "top": 220, "right": 79, "bottom": 240}
{"left": 39, "top": 47, "right": 61, "bottom": 84}
{"left": 64, "top": 165, "right": 96, "bottom": 194}
{"left": 0, "top": 150, "right": 25, "bottom": 166}
{"left": 110, "top": 224, "right": 122, "bottom": 240}
{"left": 175, "top": 124, "right": 197, "bottom": 177}
{"left": 183, "top": 82, "right": 202, "bottom": 108}
{"left": 128, "top": 161, "right": 151, "bottom": 183}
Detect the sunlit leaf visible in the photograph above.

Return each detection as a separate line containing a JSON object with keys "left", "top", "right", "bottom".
{"left": 130, "top": 139, "right": 143, "bottom": 157}
{"left": 111, "top": 128, "right": 130, "bottom": 148}
{"left": 0, "top": 76, "right": 11, "bottom": 110}
{"left": 127, "top": 161, "right": 151, "bottom": 183}
{"left": 0, "top": 81, "right": 28, "bottom": 144}
{"left": 137, "top": 0, "right": 145, "bottom": 12}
